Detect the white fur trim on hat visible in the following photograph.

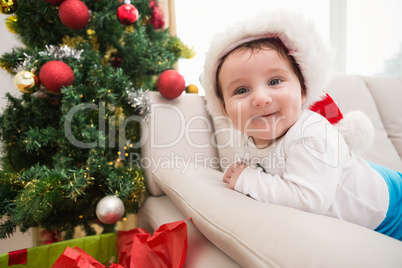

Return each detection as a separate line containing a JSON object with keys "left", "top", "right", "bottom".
{"left": 337, "top": 111, "right": 375, "bottom": 155}
{"left": 202, "top": 10, "right": 333, "bottom": 119}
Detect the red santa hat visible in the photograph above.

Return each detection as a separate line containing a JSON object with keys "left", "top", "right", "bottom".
{"left": 201, "top": 10, "right": 374, "bottom": 154}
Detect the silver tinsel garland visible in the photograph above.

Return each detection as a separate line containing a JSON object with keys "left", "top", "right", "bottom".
{"left": 14, "top": 45, "right": 83, "bottom": 73}
{"left": 38, "top": 45, "right": 83, "bottom": 60}
{"left": 14, "top": 53, "right": 33, "bottom": 73}
{"left": 127, "top": 89, "right": 151, "bottom": 119}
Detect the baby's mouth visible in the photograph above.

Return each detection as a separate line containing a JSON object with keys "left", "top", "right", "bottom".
{"left": 253, "top": 112, "right": 277, "bottom": 119}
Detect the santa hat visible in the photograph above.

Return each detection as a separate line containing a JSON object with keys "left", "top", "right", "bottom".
{"left": 201, "top": 10, "right": 374, "bottom": 154}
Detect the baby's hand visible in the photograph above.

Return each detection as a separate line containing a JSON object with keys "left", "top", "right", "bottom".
{"left": 223, "top": 162, "right": 248, "bottom": 190}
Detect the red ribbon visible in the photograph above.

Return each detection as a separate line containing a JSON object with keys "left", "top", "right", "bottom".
{"left": 8, "top": 248, "right": 28, "bottom": 266}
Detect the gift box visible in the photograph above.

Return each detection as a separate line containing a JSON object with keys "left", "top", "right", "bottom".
{"left": 0, "top": 233, "right": 117, "bottom": 268}
{"left": 0, "top": 220, "right": 188, "bottom": 268}
{"left": 116, "top": 219, "right": 187, "bottom": 268}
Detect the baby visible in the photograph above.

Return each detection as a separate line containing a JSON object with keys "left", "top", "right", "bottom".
{"left": 202, "top": 11, "right": 402, "bottom": 240}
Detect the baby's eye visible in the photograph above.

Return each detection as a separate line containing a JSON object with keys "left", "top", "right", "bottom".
{"left": 235, "top": 87, "right": 249, "bottom": 95}
{"left": 268, "top": 79, "right": 282, "bottom": 86}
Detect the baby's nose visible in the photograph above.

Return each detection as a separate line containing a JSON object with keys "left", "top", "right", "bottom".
{"left": 252, "top": 90, "right": 272, "bottom": 107}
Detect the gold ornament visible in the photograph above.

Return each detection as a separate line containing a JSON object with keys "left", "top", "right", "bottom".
{"left": 0, "top": 0, "right": 18, "bottom": 15}
{"left": 186, "top": 84, "right": 199, "bottom": 94}
{"left": 5, "top": 14, "right": 17, "bottom": 34}
{"left": 14, "top": 71, "right": 39, "bottom": 94}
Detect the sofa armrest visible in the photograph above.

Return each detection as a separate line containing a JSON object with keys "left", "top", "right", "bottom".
{"left": 141, "top": 92, "right": 220, "bottom": 196}
{"left": 154, "top": 164, "right": 402, "bottom": 268}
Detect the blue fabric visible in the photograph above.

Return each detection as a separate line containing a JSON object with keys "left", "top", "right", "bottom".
{"left": 369, "top": 162, "right": 402, "bottom": 240}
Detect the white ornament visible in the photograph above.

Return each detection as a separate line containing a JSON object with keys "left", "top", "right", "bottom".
{"left": 95, "top": 196, "right": 125, "bottom": 224}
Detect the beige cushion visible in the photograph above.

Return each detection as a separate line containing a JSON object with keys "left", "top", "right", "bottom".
{"left": 327, "top": 74, "right": 402, "bottom": 171}
{"left": 153, "top": 163, "right": 402, "bottom": 268}
{"left": 141, "top": 92, "right": 220, "bottom": 196}
{"left": 363, "top": 76, "right": 402, "bottom": 161}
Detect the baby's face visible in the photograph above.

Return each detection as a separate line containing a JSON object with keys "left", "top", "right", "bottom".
{"left": 219, "top": 48, "right": 306, "bottom": 147}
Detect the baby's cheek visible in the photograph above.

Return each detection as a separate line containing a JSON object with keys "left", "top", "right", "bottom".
{"left": 227, "top": 110, "right": 239, "bottom": 123}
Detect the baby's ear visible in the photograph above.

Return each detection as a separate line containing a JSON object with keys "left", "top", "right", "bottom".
{"left": 301, "top": 92, "right": 307, "bottom": 104}
{"left": 300, "top": 85, "right": 308, "bottom": 104}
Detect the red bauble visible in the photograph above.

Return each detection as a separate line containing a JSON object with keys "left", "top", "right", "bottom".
{"left": 117, "top": 3, "right": 139, "bottom": 25}
{"left": 149, "top": 0, "right": 165, "bottom": 29}
{"left": 45, "top": 0, "right": 65, "bottom": 5}
{"left": 59, "top": 0, "right": 90, "bottom": 30}
{"left": 39, "top": 60, "right": 74, "bottom": 94}
{"left": 157, "top": 70, "right": 185, "bottom": 99}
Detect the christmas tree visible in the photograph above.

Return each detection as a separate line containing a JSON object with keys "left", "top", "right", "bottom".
{"left": 0, "top": 0, "right": 192, "bottom": 239}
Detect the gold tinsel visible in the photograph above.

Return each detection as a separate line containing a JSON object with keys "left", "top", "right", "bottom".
{"left": 61, "top": 35, "right": 86, "bottom": 48}
{"left": 101, "top": 46, "right": 118, "bottom": 66}
{"left": 86, "top": 29, "right": 100, "bottom": 51}
{"left": 0, "top": 58, "right": 13, "bottom": 73}
{"left": 5, "top": 14, "right": 18, "bottom": 34}
{"left": 118, "top": 36, "right": 125, "bottom": 47}
{"left": 1, "top": 170, "right": 23, "bottom": 188}
{"left": 125, "top": 25, "right": 135, "bottom": 33}
{"left": 60, "top": 30, "right": 100, "bottom": 51}
{"left": 170, "top": 39, "right": 196, "bottom": 59}
{"left": 180, "top": 44, "right": 196, "bottom": 59}
{"left": 127, "top": 171, "right": 147, "bottom": 206}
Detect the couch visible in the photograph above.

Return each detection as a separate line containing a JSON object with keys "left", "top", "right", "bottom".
{"left": 137, "top": 74, "right": 402, "bottom": 267}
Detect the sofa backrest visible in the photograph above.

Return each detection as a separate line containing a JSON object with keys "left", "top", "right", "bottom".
{"left": 327, "top": 74, "right": 402, "bottom": 172}
{"left": 364, "top": 76, "right": 402, "bottom": 162}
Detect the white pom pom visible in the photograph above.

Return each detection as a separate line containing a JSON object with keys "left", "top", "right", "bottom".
{"left": 337, "top": 111, "right": 375, "bottom": 155}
